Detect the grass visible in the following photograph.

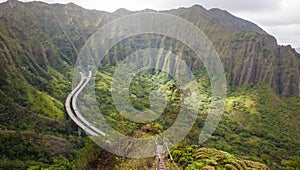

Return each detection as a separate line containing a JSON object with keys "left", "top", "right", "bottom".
{"left": 27, "top": 88, "right": 65, "bottom": 121}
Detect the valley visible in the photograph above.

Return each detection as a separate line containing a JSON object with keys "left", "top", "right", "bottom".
{"left": 0, "top": 0, "right": 299, "bottom": 169}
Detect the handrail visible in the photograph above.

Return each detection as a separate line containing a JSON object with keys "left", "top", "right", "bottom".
{"left": 164, "top": 142, "right": 180, "bottom": 170}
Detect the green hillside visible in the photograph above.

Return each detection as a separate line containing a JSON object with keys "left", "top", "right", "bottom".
{"left": 0, "top": 0, "right": 299, "bottom": 169}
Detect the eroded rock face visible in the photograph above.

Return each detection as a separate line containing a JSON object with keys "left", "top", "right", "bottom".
{"left": 169, "top": 6, "right": 300, "bottom": 97}
{"left": 216, "top": 33, "right": 300, "bottom": 97}
{"left": 0, "top": 1, "right": 299, "bottom": 97}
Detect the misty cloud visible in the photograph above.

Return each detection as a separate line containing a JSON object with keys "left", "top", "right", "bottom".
{"left": 197, "top": 0, "right": 281, "bottom": 12}
{"left": 263, "top": 24, "right": 300, "bottom": 47}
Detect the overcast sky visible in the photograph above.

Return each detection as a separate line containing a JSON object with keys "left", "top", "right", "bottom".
{"left": 1, "top": 0, "right": 300, "bottom": 48}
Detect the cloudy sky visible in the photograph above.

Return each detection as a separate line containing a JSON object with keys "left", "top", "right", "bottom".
{"left": 1, "top": 0, "right": 300, "bottom": 48}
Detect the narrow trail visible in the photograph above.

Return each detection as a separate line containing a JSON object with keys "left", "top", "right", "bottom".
{"left": 155, "top": 137, "right": 180, "bottom": 170}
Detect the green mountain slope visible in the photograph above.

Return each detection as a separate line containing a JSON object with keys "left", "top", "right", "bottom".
{"left": 0, "top": 0, "right": 299, "bottom": 169}
{"left": 0, "top": 0, "right": 112, "bottom": 124}
{"left": 114, "top": 5, "right": 300, "bottom": 96}
{"left": 168, "top": 6, "right": 300, "bottom": 97}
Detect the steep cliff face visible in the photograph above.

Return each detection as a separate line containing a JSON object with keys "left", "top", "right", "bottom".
{"left": 0, "top": 0, "right": 299, "bottom": 132}
{"left": 0, "top": 0, "right": 113, "bottom": 119}
{"left": 113, "top": 5, "right": 300, "bottom": 96}
{"left": 218, "top": 32, "right": 300, "bottom": 96}
{"left": 1, "top": 1, "right": 299, "bottom": 98}
{"left": 167, "top": 5, "right": 300, "bottom": 96}
{"left": 0, "top": 1, "right": 299, "bottom": 169}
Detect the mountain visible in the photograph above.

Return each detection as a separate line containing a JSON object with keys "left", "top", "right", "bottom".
{"left": 112, "top": 4, "right": 300, "bottom": 97}
{"left": 168, "top": 5, "right": 300, "bottom": 97}
{"left": 0, "top": 0, "right": 299, "bottom": 169}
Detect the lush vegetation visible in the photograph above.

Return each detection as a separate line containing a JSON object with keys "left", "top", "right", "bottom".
{"left": 170, "top": 145, "right": 269, "bottom": 169}
{"left": 210, "top": 84, "right": 300, "bottom": 169}
{"left": 0, "top": 131, "right": 79, "bottom": 169}
{"left": 94, "top": 64, "right": 300, "bottom": 169}
{"left": 0, "top": 1, "right": 299, "bottom": 169}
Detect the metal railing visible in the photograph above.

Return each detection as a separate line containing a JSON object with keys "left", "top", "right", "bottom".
{"left": 155, "top": 136, "right": 180, "bottom": 170}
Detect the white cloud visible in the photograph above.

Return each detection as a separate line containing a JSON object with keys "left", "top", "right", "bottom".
{"left": 263, "top": 24, "right": 300, "bottom": 47}
{"left": 11, "top": 0, "right": 198, "bottom": 12}
{"left": 231, "top": 0, "right": 300, "bottom": 47}
{"left": 235, "top": 0, "right": 300, "bottom": 25}
{"left": 197, "top": 0, "right": 281, "bottom": 12}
